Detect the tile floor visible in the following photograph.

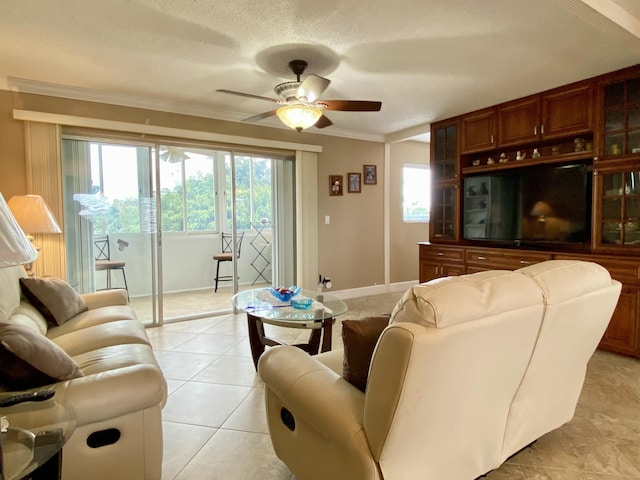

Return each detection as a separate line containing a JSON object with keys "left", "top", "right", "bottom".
{"left": 147, "top": 292, "right": 640, "bottom": 480}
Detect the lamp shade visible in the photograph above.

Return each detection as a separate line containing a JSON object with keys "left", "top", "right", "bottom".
{"left": 529, "top": 201, "right": 554, "bottom": 219}
{"left": 0, "top": 192, "right": 38, "bottom": 267}
{"left": 8, "top": 195, "right": 62, "bottom": 234}
{"left": 276, "top": 104, "right": 323, "bottom": 132}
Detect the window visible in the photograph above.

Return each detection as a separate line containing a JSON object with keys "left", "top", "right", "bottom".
{"left": 403, "top": 164, "right": 430, "bottom": 223}
{"left": 90, "top": 143, "right": 144, "bottom": 235}
{"left": 159, "top": 147, "right": 218, "bottom": 233}
{"left": 227, "top": 155, "right": 273, "bottom": 231}
{"left": 84, "top": 142, "right": 278, "bottom": 235}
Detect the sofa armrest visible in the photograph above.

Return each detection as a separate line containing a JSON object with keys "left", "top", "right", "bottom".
{"left": 80, "top": 289, "right": 129, "bottom": 309}
{"left": 53, "top": 363, "right": 166, "bottom": 427}
{"left": 258, "top": 346, "right": 366, "bottom": 443}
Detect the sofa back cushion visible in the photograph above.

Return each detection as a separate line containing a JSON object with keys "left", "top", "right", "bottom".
{"left": 502, "top": 260, "right": 622, "bottom": 458}
{"left": 390, "top": 270, "right": 541, "bottom": 329}
{"left": 15, "top": 302, "right": 48, "bottom": 334}
{"left": 0, "top": 266, "right": 26, "bottom": 323}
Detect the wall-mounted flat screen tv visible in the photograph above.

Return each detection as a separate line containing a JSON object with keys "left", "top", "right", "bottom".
{"left": 463, "top": 162, "right": 591, "bottom": 247}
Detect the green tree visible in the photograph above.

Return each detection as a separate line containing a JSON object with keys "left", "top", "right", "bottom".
{"left": 101, "top": 156, "right": 272, "bottom": 234}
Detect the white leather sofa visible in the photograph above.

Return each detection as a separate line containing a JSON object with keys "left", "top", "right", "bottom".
{"left": 0, "top": 265, "right": 167, "bottom": 480}
{"left": 258, "top": 260, "right": 621, "bottom": 480}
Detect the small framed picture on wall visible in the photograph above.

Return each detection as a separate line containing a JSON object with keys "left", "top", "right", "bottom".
{"left": 348, "top": 172, "right": 361, "bottom": 193}
{"left": 364, "top": 165, "right": 377, "bottom": 185}
{"left": 329, "top": 175, "right": 343, "bottom": 196}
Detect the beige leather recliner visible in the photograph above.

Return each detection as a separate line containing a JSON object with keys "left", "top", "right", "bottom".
{"left": 258, "top": 260, "right": 621, "bottom": 480}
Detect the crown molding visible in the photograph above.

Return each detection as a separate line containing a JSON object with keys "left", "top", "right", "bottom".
{"left": 13, "top": 109, "right": 324, "bottom": 153}
{"left": 5, "top": 77, "right": 385, "bottom": 143}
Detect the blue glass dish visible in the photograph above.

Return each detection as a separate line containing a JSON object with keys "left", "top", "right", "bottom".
{"left": 291, "top": 297, "right": 313, "bottom": 310}
{"left": 268, "top": 286, "right": 301, "bottom": 302}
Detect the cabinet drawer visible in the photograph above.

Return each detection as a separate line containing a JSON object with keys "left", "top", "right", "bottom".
{"left": 499, "top": 251, "right": 551, "bottom": 268}
{"left": 466, "top": 249, "right": 550, "bottom": 270}
{"left": 466, "top": 249, "right": 505, "bottom": 265}
{"left": 419, "top": 245, "right": 464, "bottom": 262}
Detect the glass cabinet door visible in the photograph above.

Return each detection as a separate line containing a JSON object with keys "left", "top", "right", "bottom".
{"left": 601, "top": 170, "right": 640, "bottom": 245}
{"left": 432, "top": 124, "right": 458, "bottom": 180}
{"left": 603, "top": 79, "right": 640, "bottom": 158}
{"left": 431, "top": 184, "right": 458, "bottom": 240}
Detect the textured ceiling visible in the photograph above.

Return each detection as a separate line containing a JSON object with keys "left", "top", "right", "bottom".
{"left": 1, "top": 0, "right": 639, "bottom": 141}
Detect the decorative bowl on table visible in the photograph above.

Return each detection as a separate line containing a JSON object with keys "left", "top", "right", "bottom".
{"left": 291, "top": 297, "right": 313, "bottom": 310}
{"left": 268, "top": 286, "right": 301, "bottom": 302}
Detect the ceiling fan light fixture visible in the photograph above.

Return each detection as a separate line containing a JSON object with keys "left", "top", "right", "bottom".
{"left": 276, "top": 104, "right": 323, "bottom": 132}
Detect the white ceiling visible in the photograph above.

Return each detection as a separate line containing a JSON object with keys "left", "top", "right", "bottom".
{"left": 1, "top": 0, "right": 640, "bottom": 142}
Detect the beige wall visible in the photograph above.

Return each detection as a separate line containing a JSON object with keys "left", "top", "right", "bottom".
{"left": 317, "top": 137, "right": 386, "bottom": 288}
{"left": 0, "top": 89, "right": 396, "bottom": 290}
{"left": 389, "top": 141, "right": 430, "bottom": 283}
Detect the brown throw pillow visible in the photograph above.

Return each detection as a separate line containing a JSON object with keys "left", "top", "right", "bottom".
{"left": 342, "top": 315, "right": 390, "bottom": 392}
{"left": 20, "top": 277, "right": 88, "bottom": 326}
{"left": 0, "top": 322, "right": 83, "bottom": 390}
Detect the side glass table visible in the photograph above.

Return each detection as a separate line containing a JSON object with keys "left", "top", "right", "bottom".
{"left": 0, "top": 395, "right": 75, "bottom": 480}
{"left": 232, "top": 288, "right": 348, "bottom": 368}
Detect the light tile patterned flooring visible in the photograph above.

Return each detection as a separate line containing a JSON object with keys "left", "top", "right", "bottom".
{"left": 147, "top": 292, "right": 640, "bottom": 480}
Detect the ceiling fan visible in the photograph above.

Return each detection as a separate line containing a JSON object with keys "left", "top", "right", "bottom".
{"left": 217, "top": 60, "right": 382, "bottom": 132}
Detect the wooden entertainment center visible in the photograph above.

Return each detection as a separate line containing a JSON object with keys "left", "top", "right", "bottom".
{"left": 423, "top": 64, "right": 640, "bottom": 358}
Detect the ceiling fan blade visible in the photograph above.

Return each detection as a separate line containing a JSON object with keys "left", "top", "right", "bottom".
{"left": 242, "top": 110, "right": 278, "bottom": 122}
{"left": 314, "top": 114, "right": 333, "bottom": 129}
{"left": 320, "top": 100, "right": 382, "bottom": 112}
{"left": 217, "top": 89, "right": 279, "bottom": 103}
{"left": 298, "top": 75, "right": 330, "bottom": 103}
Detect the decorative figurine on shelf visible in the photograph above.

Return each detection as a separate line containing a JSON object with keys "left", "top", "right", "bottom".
{"left": 487, "top": 157, "right": 495, "bottom": 165}
{"left": 499, "top": 152, "right": 509, "bottom": 163}
{"left": 585, "top": 142, "right": 593, "bottom": 151}
{"left": 574, "top": 137, "right": 586, "bottom": 152}
{"left": 516, "top": 151, "right": 526, "bottom": 161}
{"left": 472, "top": 159, "right": 481, "bottom": 166}
{"left": 532, "top": 148, "right": 541, "bottom": 158}
{"left": 552, "top": 145, "right": 561, "bottom": 156}
{"left": 480, "top": 182, "right": 489, "bottom": 195}
{"left": 467, "top": 185, "right": 477, "bottom": 196}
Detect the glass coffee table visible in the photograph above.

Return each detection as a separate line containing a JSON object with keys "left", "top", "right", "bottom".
{"left": 232, "top": 288, "right": 348, "bottom": 368}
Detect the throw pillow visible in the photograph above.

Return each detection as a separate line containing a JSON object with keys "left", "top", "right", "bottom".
{"left": 20, "top": 277, "right": 88, "bottom": 326}
{"left": 0, "top": 322, "right": 83, "bottom": 390}
{"left": 342, "top": 315, "right": 390, "bottom": 392}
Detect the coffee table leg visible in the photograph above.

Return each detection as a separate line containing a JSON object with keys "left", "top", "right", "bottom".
{"left": 247, "top": 313, "right": 265, "bottom": 369}
{"left": 320, "top": 318, "right": 335, "bottom": 353}
{"left": 307, "top": 329, "right": 321, "bottom": 354}
{"left": 307, "top": 317, "right": 335, "bottom": 355}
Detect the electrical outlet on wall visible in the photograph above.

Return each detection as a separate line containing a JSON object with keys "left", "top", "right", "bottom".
{"left": 318, "top": 275, "right": 332, "bottom": 290}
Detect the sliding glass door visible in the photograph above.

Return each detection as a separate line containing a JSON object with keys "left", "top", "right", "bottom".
{"left": 62, "top": 138, "right": 160, "bottom": 325}
{"left": 156, "top": 145, "right": 296, "bottom": 321}
{"left": 61, "top": 136, "right": 296, "bottom": 325}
